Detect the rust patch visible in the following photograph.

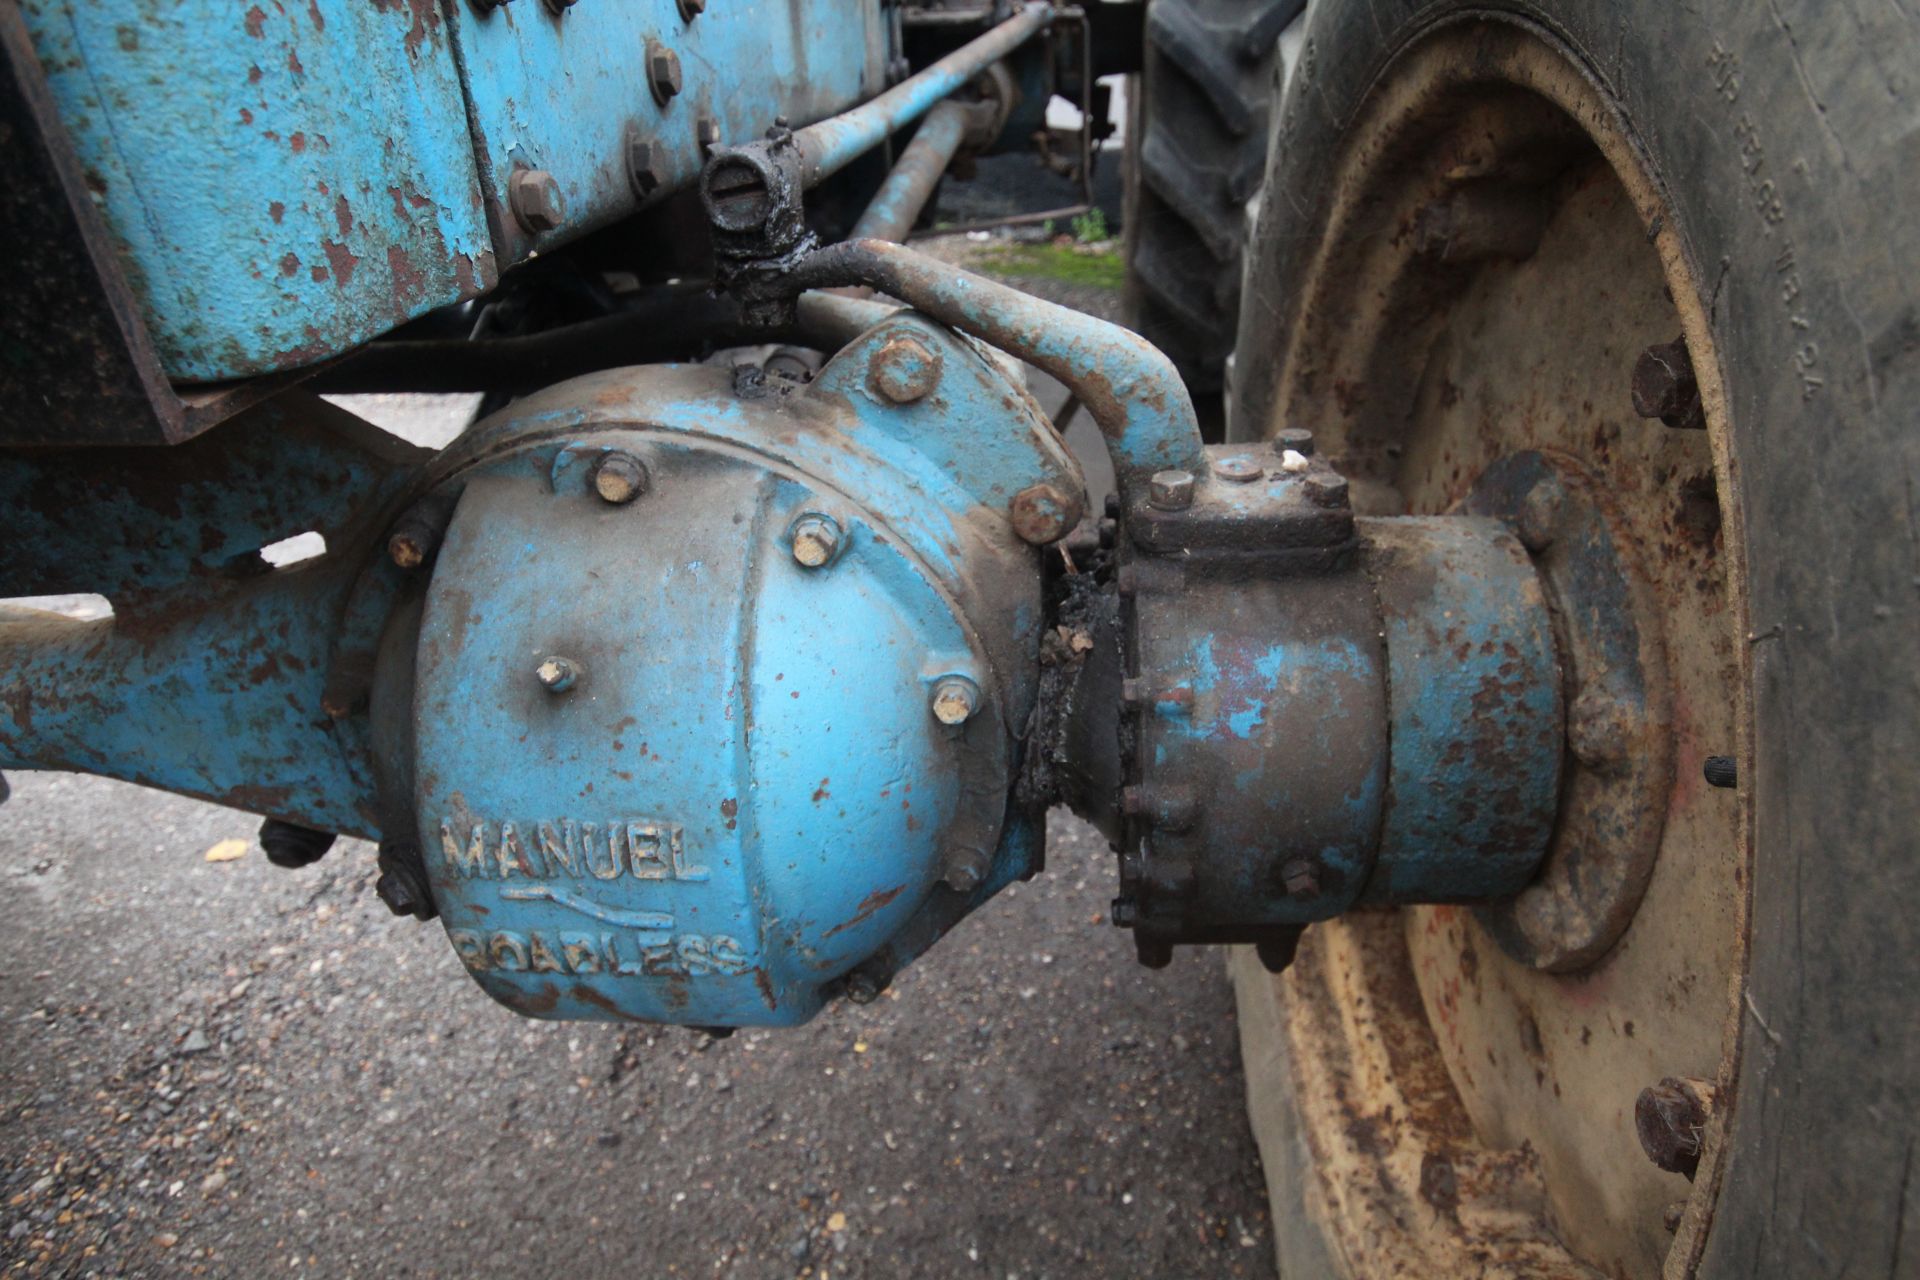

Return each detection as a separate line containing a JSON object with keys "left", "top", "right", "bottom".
{"left": 822, "top": 885, "right": 905, "bottom": 939}
{"left": 243, "top": 6, "right": 266, "bottom": 37}
{"left": 321, "top": 240, "right": 359, "bottom": 289}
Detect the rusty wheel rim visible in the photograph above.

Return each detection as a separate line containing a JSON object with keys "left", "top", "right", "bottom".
{"left": 1237, "top": 17, "right": 1751, "bottom": 1277}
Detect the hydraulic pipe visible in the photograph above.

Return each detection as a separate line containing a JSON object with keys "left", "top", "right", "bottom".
{"left": 848, "top": 99, "right": 975, "bottom": 243}
{"left": 787, "top": 239, "right": 1203, "bottom": 480}
{"left": 792, "top": 3, "right": 1052, "bottom": 186}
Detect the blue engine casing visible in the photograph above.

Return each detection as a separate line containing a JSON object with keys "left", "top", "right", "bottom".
{"left": 406, "top": 317, "right": 1080, "bottom": 1025}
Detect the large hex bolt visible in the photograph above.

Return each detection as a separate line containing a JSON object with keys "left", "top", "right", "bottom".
{"left": 625, "top": 127, "right": 663, "bottom": 199}
{"left": 788, "top": 513, "right": 842, "bottom": 568}
{"left": 535, "top": 655, "right": 581, "bottom": 693}
{"left": 1631, "top": 337, "right": 1705, "bottom": 430}
{"left": 508, "top": 169, "right": 566, "bottom": 234}
{"left": 647, "top": 40, "right": 684, "bottom": 106}
{"left": 1635, "top": 1076, "right": 1716, "bottom": 1179}
{"left": 258, "top": 818, "right": 336, "bottom": 869}
{"left": 868, "top": 334, "right": 941, "bottom": 404}
{"left": 930, "top": 675, "right": 979, "bottom": 726}
{"left": 375, "top": 841, "right": 437, "bottom": 921}
{"left": 1148, "top": 469, "right": 1195, "bottom": 511}
{"left": 1009, "top": 483, "right": 1082, "bottom": 545}
{"left": 1514, "top": 476, "right": 1563, "bottom": 553}
{"left": 591, "top": 451, "right": 649, "bottom": 504}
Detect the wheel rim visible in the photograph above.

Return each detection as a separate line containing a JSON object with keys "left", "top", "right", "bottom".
{"left": 1237, "top": 17, "right": 1752, "bottom": 1276}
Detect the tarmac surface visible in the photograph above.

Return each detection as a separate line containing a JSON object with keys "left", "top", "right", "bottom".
{"left": 0, "top": 778, "right": 1271, "bottom": 1279}
{"left": 0, "top": 230, "right": 1274, "bottom": 1278}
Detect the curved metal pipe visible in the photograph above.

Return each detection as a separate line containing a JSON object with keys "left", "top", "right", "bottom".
{"left": 786, "top": 239, "right": 1204, "bottom": 480}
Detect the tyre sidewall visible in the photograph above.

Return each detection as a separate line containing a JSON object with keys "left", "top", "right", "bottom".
{"left": 1234, "top": 3, "right": 1920, "bottom": 1275}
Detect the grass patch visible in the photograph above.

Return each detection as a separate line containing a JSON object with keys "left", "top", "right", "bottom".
{"left": 975, "top": 242, "right": 1125, "bottom": 291}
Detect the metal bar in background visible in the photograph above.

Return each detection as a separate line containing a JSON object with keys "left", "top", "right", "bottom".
{"left": 794, "top": 2, "right": 1053, "bottom": 186}
{"left": 848, "top": 99, "right": 977, "bottom": 242}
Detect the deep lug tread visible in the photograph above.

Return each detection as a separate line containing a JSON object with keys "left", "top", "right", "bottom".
{"left": 1125, "top": 0, "right": 1293, "bottom": 416}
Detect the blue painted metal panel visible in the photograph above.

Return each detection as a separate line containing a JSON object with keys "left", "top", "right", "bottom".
{"left": 447, "top": 0, "right": 885, "bottom": 264}
{"left": 1363, "top": 516, "right": 1563, "bottom": 904}
{"left": 407, "top": 319, "right": 1070, "bottom": 1026}
{"left": 19, "top": 0, "right": 495, "bottom": 381}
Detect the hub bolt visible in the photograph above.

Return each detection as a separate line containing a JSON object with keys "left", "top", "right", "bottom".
{"left": 1635, "top": 1076, "right": 1716, "bottom": 1179}
{"left": 1631, "top": 337, "right": 1705, "bottom": 430}
{"left": 1147, "top": 470, "right": 1195, "bottom": 511}
{"left": 591, "top": 451, "right": 649, "bottom": 505}
{"left": 930, "top": 676, "right": 979, "bottom": 726}
{"left": 788, "top": 513, "right": 842, "bottom": 568}
{"left": 535, "top": 655, "right": 581, "bottom": 693}
{"left": 845, "top": 970, "right": 881, "bottom": 1004}
{"left": 508, "top": 169, "right": 566, "bottom": 234}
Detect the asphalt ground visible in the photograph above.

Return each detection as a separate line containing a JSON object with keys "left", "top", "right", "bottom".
{"left": 0, "top": 219, "right": 1273, "bottom": 1280}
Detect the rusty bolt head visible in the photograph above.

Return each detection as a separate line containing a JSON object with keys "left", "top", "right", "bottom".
{"left": 387, "top": 522, "right": 433, "bottom": 569}
{"left": 508, "top": 169, "right": 565, "bottom": 234}
{"left": 1302, "top": 470, "right": 1350, "bottom": 508}
{"left": 1212, "top": 455, "right": 1264, "bottom": 484}
{"left": 535, "top": 655, "right": 580, "bottom": 693}
{"left": 625, "top": 128, "right": 662, "bottom": 198}
{"left": 1635, "top": 1076, "right": 1715, "bottom": 1179}
{"left": 869, "top": 334, "right": 941, "bottom": 403}
{"left": 591, "top": 451, "right": 649, "bottom": 505}
{"left": 944, "top": 853, "right": 986, "bottom": 892}
{"left": 1515, "top": 478, "right": 1563, "bottom": 552}
{"left": 1631, "top": 338, "right": 1699, "bottom": 422}
{"left": 676, "top": 0, "right": 706, "bottom": 18}
{"left": 930, "top": 675, "right": 980, "bottom": 726}
{"left": 1110, "top": 897, "right": 1138, "bottom": 928}
{"left": 375, "top": 865, "right": 432, "bottom": 919}
{"left": 695, "top": 116, "right": 720, "bottom": 154}
{"left": 1274, "top": 427, "right": 1315, "bottom": 456}
{"left": 1148, "top": 469, "right": 1195, "bottom": 511}
{"left": 1568, "top": 687, "right": 1634, "bottom": 770}
{"left": 1009, "top": 482, "right": 1081, "bottom": 545}
{"left": 1281, "top": 859, "right": 1321, "bottom": 897}
{"left": 647, "top": 41, "right": 684, "bottom": 105}
{"left": 788, "top": 513, "right": 842, "bottom": 568}
{"left": 259, "top": 818, "right": 335, "bottom": 870}
{"left": 845, "top": 970, "right": 880, "bottom": 1004}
